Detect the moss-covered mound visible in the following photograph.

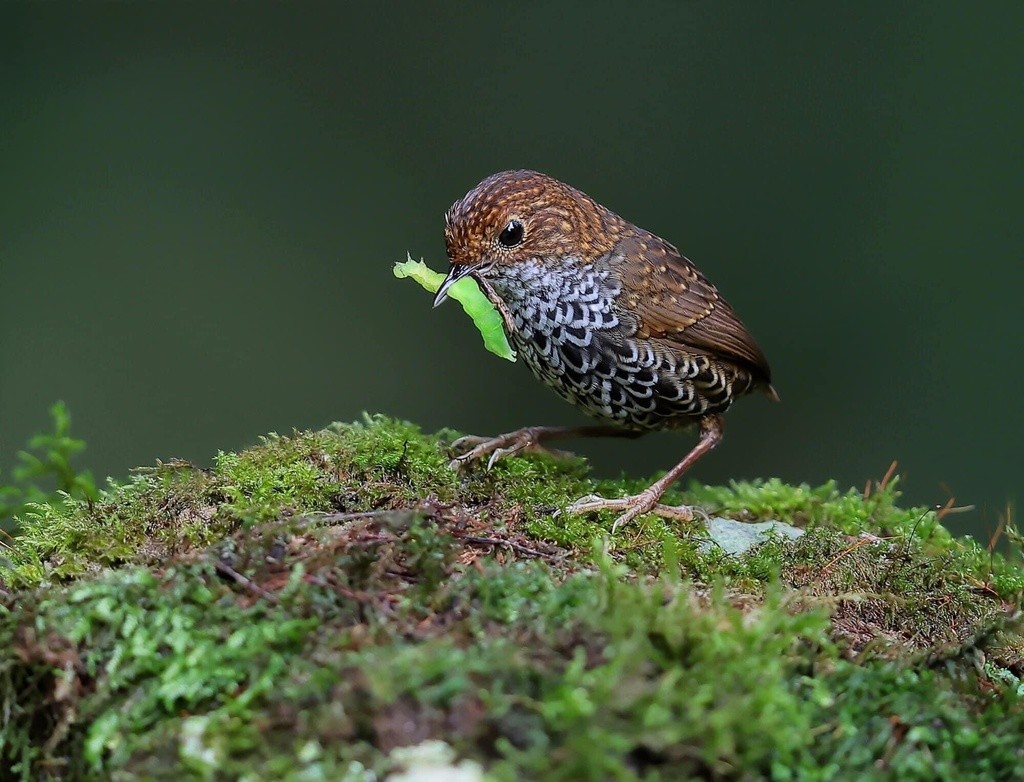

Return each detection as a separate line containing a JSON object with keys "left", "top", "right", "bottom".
{"left": 1, "top": 416, "right": 1022, "bottom": 780}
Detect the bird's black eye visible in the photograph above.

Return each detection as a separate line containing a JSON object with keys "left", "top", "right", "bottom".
{"left": 497, "top": 219, "right": 525, "bottom": 248}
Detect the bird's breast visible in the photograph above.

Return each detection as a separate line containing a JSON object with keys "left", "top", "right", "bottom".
{"left": 487, "top": 257, "right": 623, "bottom": 345}
{"left": 484, "top": 256, "right": 746, "bottom": 429}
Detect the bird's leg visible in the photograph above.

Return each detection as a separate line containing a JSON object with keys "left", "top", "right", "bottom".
{"left": 449, "top": 425, "right": 641, "bottom": 472}
{"left": 566, "top": 414, "right": 724, "bottom": 532}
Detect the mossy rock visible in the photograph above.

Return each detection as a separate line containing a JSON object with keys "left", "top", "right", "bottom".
{"left": 1, "top": 415, "right": 1022, "bottom": 780}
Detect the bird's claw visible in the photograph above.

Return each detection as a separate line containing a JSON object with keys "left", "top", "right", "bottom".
{"left": 449, "top": 434, "right": 491, "bottom": 452}
{"left": 561, "top": 492, "right": 704, "bottom": 533}
{"left": 448, "top": 428, "right": 577, "bottom": 472}
{"left": 486, "top": 445, "right": 519, "bottom": 471}
{"left": 448, "top": 438, "right": 530, "bottom": 472}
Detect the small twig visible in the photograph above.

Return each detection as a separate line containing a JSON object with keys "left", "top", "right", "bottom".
{"left": 937, "top": 501, "right": 975, "bottom": 519}
{"left": 304, "top": 510, "right": 393, "bottom": 525}
{"left": 303, "top": 573, "right": 332, "bottom": 588}
{"left": 465, "top": 535, "right": 559, "bottom": 560}
{"left": 212, "top": 559, "right": 280, "bottom": 604}
{"left": 395, "top": 439, "right": 411, "bottom": 473}
{"left": 966, "top": 576, "right": 1002, "bottom": 599}
{"left": 300, "top": 507, "right": 439, "bottom": 527}
{"left": 878, "top": 460, "right": 899, "bottom": 492}
{"left": 303, "top": 573, "right": 371, "bottom": 603}
{"left": 820, "top": 536, "right": 878, "bottom": 576}
{"left": 42, "top": 693, "right": 77, "bottom": 755}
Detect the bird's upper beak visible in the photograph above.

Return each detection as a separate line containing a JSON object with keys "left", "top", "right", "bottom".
{"left": 432, "top": 264, "right": 476, "bottom": 308}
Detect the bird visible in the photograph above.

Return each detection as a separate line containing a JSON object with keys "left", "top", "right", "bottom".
{"left": 432, "top": 170, "right": 777, "bottom": 531}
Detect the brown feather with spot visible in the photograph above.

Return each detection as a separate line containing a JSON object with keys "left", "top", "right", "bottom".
{"left": 616, "top": 232, "right": 776, "bottom": 396}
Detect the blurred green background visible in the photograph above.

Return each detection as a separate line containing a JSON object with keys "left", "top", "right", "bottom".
{"left": 2, "top": 2, "right": 1020, "bottom": 537}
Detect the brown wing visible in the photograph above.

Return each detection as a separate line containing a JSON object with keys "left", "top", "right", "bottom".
{"left": 614, "top": 233, "right": 774, "bottom": 387}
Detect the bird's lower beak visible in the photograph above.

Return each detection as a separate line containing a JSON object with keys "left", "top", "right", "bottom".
{"left": 432, "top": 264, "right": 476, "bottom": 308}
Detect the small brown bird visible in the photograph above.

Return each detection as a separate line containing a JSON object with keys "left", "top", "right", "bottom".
{"left": 433, "top": 170, "right": 777, "bottom": 530}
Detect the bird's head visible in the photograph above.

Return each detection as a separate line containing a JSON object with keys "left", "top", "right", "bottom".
{"left": 433, "top": 169, "right": 626, "bottom": 306}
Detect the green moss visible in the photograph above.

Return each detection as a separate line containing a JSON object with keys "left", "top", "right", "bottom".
{"left": 809, "top": 661, "right": 1024, "bottom": 778}
{"left": 1, "top": 414, "right": 1022, "bottom": 779}
{"left": 2, "top": 417, "right": 464, "bottom": 586}
{"left": 7, "top": 464, "right": 228, "bottom": 585}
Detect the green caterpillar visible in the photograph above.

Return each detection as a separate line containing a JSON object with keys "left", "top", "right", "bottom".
{"left": 393, "top": 255, "right": 517, "bottom": 362}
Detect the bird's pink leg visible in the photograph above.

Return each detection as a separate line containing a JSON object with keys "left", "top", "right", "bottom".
{"left": 566, "top": 414, "right": 724, "bottom": 532}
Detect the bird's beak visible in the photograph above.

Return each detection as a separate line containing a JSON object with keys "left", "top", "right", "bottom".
{"left": 432, "top": 264, "right": 476, "bottom": 308}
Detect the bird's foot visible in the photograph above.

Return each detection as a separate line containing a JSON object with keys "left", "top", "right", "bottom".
{"left": 449, "top": 427, "right": 576, "bottom": 471}
{"left": 565, "top": 492, "right": 707, "bottom": 533}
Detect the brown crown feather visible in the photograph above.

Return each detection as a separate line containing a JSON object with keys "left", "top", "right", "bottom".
{"left": 445, "top": 170, "right": 626, "bottom": 266}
